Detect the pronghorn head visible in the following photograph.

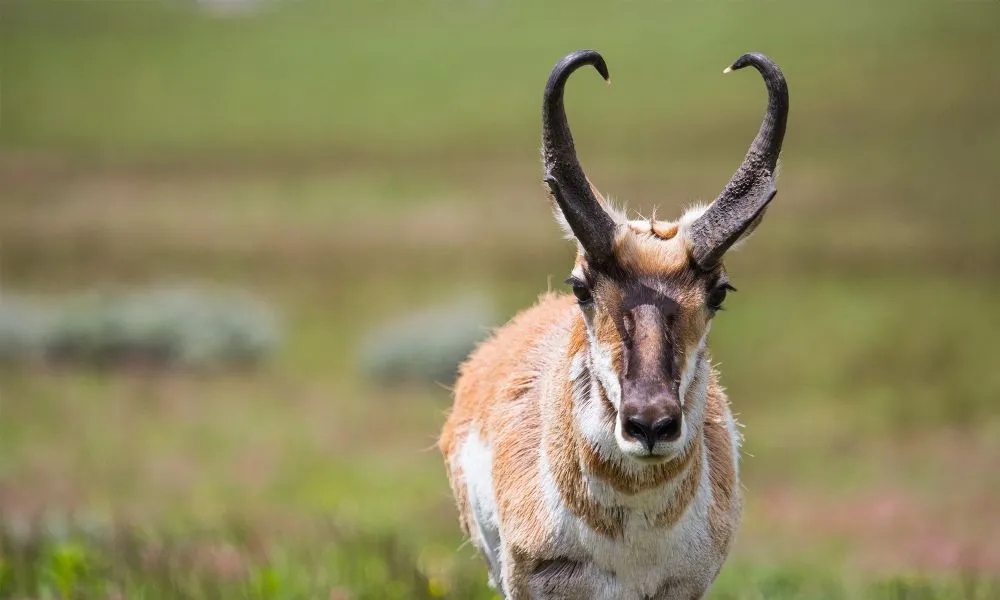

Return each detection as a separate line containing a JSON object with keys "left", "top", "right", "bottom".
{"left": 542, "top": 50, "right": 788, "bottom": 462}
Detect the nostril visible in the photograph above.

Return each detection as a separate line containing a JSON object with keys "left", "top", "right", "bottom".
{"left": 624, "top": 417, "right": 651, "bottom": 446}
{"left": 652, "top": 416, "right": 681, "bottom": 442}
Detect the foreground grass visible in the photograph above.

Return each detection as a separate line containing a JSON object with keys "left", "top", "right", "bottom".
{"left": 0, "top": 516, "right": 494, "bottom": 600}
{"left": 2, "top": 519, "right": 998, "bottom": 600}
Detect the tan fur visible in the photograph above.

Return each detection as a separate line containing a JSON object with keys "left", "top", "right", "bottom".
{"left": 615, "top": 226, "right": 689, "bottom": 277}
{"left": 704, "top": 376, "right": 741, "bottom": 550}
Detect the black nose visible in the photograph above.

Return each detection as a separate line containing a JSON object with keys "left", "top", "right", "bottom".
{"left": 624, "top": 415, "right": 682, "bottom": 452}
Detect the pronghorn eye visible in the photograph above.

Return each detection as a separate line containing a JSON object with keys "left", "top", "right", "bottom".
{"left": 708, "top": 282, "right": 736, "bottom": 311}
{"left": 565, "top": 277, "right": 593, "bottom": 305}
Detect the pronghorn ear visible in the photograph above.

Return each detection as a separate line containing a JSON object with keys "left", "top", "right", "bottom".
{"left": 548, "top": 192, "right": 577, "bottom": 242}
{"left": 547, "top": 178, "right": 624, "bottom": 247}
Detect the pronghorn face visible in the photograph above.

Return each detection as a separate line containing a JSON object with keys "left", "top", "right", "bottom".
{"left": 567, "top": 214, "right": 734, "bottom": 460}
{"left": 540, "top": 50, "right": 787, "bottom": 461}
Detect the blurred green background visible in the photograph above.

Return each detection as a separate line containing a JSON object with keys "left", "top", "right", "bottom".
{"left": 2, "top": 0, "right": 999, "bottom": 598}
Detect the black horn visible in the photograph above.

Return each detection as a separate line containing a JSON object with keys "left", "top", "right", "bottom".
{"left": 542, "top": 50, "right": 617, "bottom": 264}
{"left": 688, "top": 52, "right": 789, "bottom": 270}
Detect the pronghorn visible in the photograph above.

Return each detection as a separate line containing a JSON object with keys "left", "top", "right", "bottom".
{"left": 439, "top": 49, "right": 788, "bottom": 600}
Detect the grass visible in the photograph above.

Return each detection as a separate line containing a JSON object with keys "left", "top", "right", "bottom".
{"left": 2, "top": 521, "right": 999, "bottom": 599}
{"left": 0, "top": 517, "right": 496, "bottom": 600}
{"left": 2, "top": 0, "right": 1000, "bottom": 597}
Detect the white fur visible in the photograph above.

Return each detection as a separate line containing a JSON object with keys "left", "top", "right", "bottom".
{"left": 677, "top": 332, "right": 712, "bottom": 463}
{"left": 723, "top": 408, "right": 744, "bottom": 480}
{"left": 678, "top": 204, "right": 710, "bottom": 231}
{"left": 549, "top": 188, "right": 627, "bottom": 245}
{"left": 575, "top": 351, "right": 616, "bottom": 454}
{"left": 679, "top": 327, "right": 710, "bottom": 407}
{"left": 457, "top": 430, "right": 503, "bottom": 589}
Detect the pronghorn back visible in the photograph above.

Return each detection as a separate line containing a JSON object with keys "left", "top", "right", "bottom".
{"left": 439, "top": 49, "right": 788, "bottom": 599}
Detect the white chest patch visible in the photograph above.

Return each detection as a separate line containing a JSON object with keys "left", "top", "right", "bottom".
{"left": 456, "top": 430, "right": 503, "bottom": 587}
{"left": 533, "top": 441, "right": 720, "bottom": 600}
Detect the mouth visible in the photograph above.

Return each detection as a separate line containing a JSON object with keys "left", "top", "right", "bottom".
{"left": 634, "top": 452, "right": 671, "bottom": 465}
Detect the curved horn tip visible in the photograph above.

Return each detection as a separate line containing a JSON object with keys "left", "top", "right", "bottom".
{"left": 555, "top": 49, "right": 611, "bottom": 82}
{"left": 726, "top": 52, "right": 782, "bottom": 75}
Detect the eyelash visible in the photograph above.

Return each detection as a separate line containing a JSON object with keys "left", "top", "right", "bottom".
{"left": 565, "top": 277, "right": 593, "bottom": 305}
{"left": 708, "top": 282, "right": 736, "bottom": 311}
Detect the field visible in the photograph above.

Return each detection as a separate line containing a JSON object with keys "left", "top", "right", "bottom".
{"left": 2, "top": 0, "right": 1000, "bottom": 598}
